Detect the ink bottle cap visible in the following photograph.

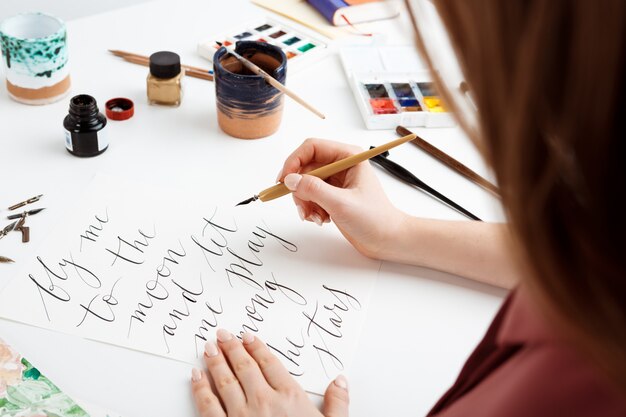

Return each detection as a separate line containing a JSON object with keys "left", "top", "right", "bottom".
{"left": 63, "top": 94, "right": 108, "bottom": 157}
{"left": 149, "top": 51, "right": 181, "bottom": 78}
{"left": 147, "top": 51, "right": 183, "bottom": 106}
{"left": 105, "top": 97, "right": 134, "bottom": 120}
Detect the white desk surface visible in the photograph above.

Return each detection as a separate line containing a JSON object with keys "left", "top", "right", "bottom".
{"left": 0, "top": 1, "right": 507, "bottom": 416}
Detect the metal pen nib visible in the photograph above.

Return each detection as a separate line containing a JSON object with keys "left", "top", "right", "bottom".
{"left": 8, "top": 194, "right": 43, "bottom": 211}
{"left": 235, "top": 195, "right": 259, "bottom": 207}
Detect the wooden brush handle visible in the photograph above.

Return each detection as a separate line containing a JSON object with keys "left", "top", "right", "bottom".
{"left": 396, "top": 126, "right": 500, "bottom": 196}
{"left": 118, "top": 54, "right": 214, "bottom": 81}
{"left": 226, "top": 48, "right": 324, "bottom": 119}
{"left": 182, "top": 68, "right": 214, "bottom": 81}
{"left": 258, "top": 133, "right": 417, "bottom": 202}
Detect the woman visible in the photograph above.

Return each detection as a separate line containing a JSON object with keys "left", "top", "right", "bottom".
{"left": 190, "top": 0, "right": 626, "bottom": 416}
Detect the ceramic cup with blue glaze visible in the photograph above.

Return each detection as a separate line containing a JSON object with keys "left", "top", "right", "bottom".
{"left": 214, "top": 41, "right": 287, "bottom": 139}
{"left": 0, "top": 13, "right": 71, "bottom": 105}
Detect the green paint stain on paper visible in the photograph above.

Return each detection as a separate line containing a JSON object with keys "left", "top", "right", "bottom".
{"left": 1, "top": 348, "right": 89, "bottom": 417}
{"left": 22, "top": 365, "right": 41, "bottom": 380}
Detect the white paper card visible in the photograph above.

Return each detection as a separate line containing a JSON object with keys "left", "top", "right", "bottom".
{"left": 0, "top": 174, "right": 380, "bottom": 395}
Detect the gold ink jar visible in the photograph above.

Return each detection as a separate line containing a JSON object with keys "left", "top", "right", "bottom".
{"left": 147, "top": 51, "right": 183, "bottom": 106}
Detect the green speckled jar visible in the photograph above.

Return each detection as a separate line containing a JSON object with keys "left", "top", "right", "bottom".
{"left": 0, "top": 13, "right": 71, "bottom": 105}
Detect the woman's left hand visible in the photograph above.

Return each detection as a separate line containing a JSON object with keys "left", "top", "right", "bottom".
{"left": 191, "top": 329, "right": 350, "bottom": 417}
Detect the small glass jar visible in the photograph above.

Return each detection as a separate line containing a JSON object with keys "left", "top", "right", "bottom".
{"left": 147, "top": 51, "right": 183, "bottom": 106}
{"left": 63, "top": 94, "right": 108, "bottom": 157}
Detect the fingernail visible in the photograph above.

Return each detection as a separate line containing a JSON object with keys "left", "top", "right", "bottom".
{"left": 311, "top": 213, "right": 323, "bottom": 226}
{"left": 191, "top": 368, "right": 202, "bottom": 382}
{"left": 216, "top": 329, "right": 233, "bottom": 342}
{"left": 334, "top": 375, "right": 348, "bottom": 390}
{"left": 297, "top": 205, "right": 306, "bottom": 221}
{"left": 276, "top": 169, "right": 283, "bottom": 183}
{"left": 324, "top": 217, "right": 331, "bottom": 224}
{"left": 204, "top": 341, "right": 218, "bottom": 357}
{"left": 242, "top": 332, "right": 255, "bottom": 344}
{"left": 284, "top": 173, "right": 302, "bottom": 191}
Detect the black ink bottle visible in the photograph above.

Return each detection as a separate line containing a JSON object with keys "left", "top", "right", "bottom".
{"left": 63, "top": 94, "right": 108, "bottom": 157}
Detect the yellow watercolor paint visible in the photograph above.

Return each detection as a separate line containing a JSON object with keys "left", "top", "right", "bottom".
{"left": 423, "top": 96, "right": 446, "bottom": 113}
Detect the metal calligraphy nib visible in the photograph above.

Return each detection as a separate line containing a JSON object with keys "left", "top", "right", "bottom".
{"left": 235, "top": 195, "right": 259, "bottom": 207}
{"left": 7, "top": 208, "right": 45, "bottom": 220}
{"left": 0, "top": 221, "right": 18, "bottom": 239}
{"left": 8, "top": 194, "right": 43, "bottom": 211}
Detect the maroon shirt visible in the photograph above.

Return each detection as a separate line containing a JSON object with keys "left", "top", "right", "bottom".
{"left": 428, "top": 288, "right": 626, "bottom": 417}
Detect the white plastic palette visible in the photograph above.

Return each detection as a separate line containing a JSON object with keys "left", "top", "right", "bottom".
{"left": 340, "top": 46, "right": 456, "bottom": 130}
{"left": 198, "top": 17, "right": 329, "bottom": 73}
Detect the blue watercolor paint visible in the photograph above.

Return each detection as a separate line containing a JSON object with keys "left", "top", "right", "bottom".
{"left": 399, "top": 98, "right": 420, "bottom": 107}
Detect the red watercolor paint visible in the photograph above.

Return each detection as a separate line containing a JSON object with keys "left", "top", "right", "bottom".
{"left": 369, "top": 98, "right": 397, "bottom": 114}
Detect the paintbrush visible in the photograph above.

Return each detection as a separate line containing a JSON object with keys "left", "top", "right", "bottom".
{"left": 216, "top": 42, "right": 326, "bottom": 120}
{"left": 236, "top": 133, "right": 417, "bottom": 206}
{"left": 0, "top": 256, "right": 14, "bottom": 263}
{"left": 108, "top": 49, "right": 214, "bottom": 81}
{"left": 396, "top": 126, "right": 499, "bottom": 196}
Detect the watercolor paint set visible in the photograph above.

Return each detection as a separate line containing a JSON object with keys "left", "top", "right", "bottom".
{"left": 340, "top": 46, "right": 455, "bottom": 130}
{"left": 198, "top": 17, "right": 329, "bottom": 73}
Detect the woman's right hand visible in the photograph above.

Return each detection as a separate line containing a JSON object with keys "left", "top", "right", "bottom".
{"left": 277, "top": 138, "right": 519, "bottom": 289}
{"left": 277, "top": 138, "right": 407, "bottom": 260}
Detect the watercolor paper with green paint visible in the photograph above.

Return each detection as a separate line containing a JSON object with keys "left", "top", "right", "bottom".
{"left": 0, "top": 174, "right": 379, "bottom": 395}
{"left": 0, "top": 338, "right": 120, "bottom": 417}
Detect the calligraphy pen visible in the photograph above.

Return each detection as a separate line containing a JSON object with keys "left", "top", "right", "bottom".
{"left": 369, "top": 148, "right": 481, "bottom": 221}
{"left": 236, "top": 133, "right": 417, "bottom": 206}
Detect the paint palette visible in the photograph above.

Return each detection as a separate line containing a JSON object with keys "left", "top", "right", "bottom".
{"left": 340, "top": 46, "right": 455, "bottom": 130}
{"left": 198, "top": 17, "right": 329, "bottom": 73}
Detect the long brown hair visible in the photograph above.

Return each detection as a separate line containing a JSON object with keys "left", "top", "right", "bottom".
{"left": 408, "top": 0, "right": 626, "bottom": 389}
